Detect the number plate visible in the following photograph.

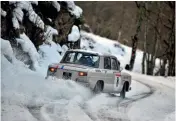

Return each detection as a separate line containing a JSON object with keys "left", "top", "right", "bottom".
{"left": 63, "top": 72, "right": 72, "bottom": 79}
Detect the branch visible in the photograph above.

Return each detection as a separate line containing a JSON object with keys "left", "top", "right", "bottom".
{"left": 163, "top": 39, "right": 169, "bottom": 47}
{"left": 135, "top": 1, "right": 141, "bottom": 8}
{"left": 164, "top": 24, "right": 172, "bottom": 30}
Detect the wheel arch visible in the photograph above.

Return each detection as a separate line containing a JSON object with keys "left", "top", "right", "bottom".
{"left": 96, "top": 80, "right": 104, "bottom": 90}
{"left": 124, "top": 81, "right": 129, "bottom": 91}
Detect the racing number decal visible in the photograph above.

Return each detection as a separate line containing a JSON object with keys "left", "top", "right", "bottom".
{"left": 114, "top": 73, "right": 121, "bottom": 91}
{"left": 116, "top": 77, "right": 119, "bottom": 87}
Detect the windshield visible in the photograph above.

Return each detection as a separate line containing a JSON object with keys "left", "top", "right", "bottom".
{"left": 61, "top": 51, "right": 100, "bottom": 68}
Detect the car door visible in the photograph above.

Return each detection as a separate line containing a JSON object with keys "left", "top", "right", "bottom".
{"left": 103, "top": 57, "right": 114, "bottom": 92}
{"left": 111, "top": 57, "right": 121, "bottom": 92}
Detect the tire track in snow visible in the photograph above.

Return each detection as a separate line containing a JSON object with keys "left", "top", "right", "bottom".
{"left": 114, "top": 80, "right": 155, "bottom": 121}
{"left": 28, "top": 80, "right": 155, "bottom": 121}
{"left": 82, "top": 80, "right": 155, "bottom": 121}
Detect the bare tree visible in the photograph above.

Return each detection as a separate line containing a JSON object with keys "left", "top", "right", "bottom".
{"left": 129, "top": 1, "right": 145, "bottom": 70}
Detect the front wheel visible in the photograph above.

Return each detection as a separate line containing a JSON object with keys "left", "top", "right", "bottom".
{"left": 120, "top": 84, "right": 126, "bottom": 99}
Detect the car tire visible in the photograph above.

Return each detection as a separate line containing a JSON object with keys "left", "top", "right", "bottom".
{"left": 120, "top": 84, "right": 126, "bottom": 99}
{"left": 93, "top": 81, "right": 103, "bottom": 94}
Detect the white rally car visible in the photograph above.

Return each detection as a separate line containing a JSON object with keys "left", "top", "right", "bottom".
{"left": 46, "top": 49, "right": 132, "bottom": 98}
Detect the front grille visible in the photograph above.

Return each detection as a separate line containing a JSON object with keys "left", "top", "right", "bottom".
{"left": 62, "top": 72, "right": 72, "bottom": 80}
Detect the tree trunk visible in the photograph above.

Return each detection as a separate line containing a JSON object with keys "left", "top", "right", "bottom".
{"left": 160, "top": 59, "right": 167, "bottom": 76}
{"left": 142, "top": 5, "right": 148, "bottom": 74}
{"left": 129, "top": 3, "right": 144, "bottom": 70}
{"left": 142, "top": 52, "right": 146, "bottom": 74}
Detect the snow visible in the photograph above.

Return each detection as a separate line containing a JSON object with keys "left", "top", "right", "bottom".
{"left": 68, "top": 25, "right": 80, "bottom": 42}
{"left": 1, "top": 8, "right": 7, "bottom": 17}
{"left": 38, "top": 41, "right": 63, "bottom": 76}
{"left": 44, "top": 25, "right": 58, "bottom": 44}
{"left": 1, "top": 10, "right": 175, "bottom": 121}
{"left": 52, "top": 1, "right": 60, "bottom": 12}
{"left": 12, "top": 16, "right": 20, "bottom": 29}
{"left": 69, "top": 6, "right": 83, "bottom": 18}
{"left": 30, "top": 1, "right": 38, "bottom": 5}
{"left": 11, "top": 1, "right": 44, "bottom": 30}
{"left": 16, "top": 33, "right": 39, "bottom": 71}
{"left": 47, "top": 18, "right": 52, "bottom": 22}
{"left": 66, "top": 1, "right": 76, "bottom": 10}
{"left": 66, "top": 1, "right": 83, "bottom": 18}
{"left": 2, "top": 105, "right": 38, "bottom": 121}
{"left": 28, "top": 11, "right": 44, "bottom": 30}
{"left": 126, "top": 70, "right": 175, "bottom": 121}
{"left": 13, "top": 7, "right": 24, "bottom": 22}
{"left": 62, "top": 44, "right": 69, "bottom": 54}
{"left": 164, "top": 111, "right": 175, "bottom": 121}
{"left": 1, "top": 38, "right": 15, "bottom": 63}
{"left": 1, "top": 54, "right": 92, "bottom": 121}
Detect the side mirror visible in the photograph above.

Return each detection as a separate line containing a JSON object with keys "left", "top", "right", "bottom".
{"left": 120, "top": 67, "right": 123, "bottom": 72}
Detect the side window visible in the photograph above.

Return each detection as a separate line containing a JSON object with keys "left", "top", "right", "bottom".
{"left": 111, "top": 58, "right": 119, "bottom": 70}
{"left": 104, "top": 57, "right": 111, "bottom": 69}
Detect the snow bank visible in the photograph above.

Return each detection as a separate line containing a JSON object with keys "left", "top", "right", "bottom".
{"left": 66, "top": 1, "right": 83, "bottom": 18}
{"left": 2, "top": 54, "right": 92, "bottom": 120}
{"left": 1, "top": 8, "right": 7, "bottom": 17}
{"left": 68, "top": 25, "right": 80, "bottom": 42}
{"left": 16, "top": 33, "right": 39, "bottom": 71}
{"left": 11, "top": 1, "right": 44, "bottom": 30}
{"left": 1, "top": 38, "right": 15, "bottom": 63}
{"left": 164, "top": 111, "right": 175, "bottom": 121}
{"left": 2, "top": 105, "right": 38, "bottom": 121}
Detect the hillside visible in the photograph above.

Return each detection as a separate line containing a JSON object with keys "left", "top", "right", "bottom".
{"left": 76, "top": 1, "right": 175, "bottom": 58}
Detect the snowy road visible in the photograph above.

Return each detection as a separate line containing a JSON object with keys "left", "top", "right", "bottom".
{"left": 27, "top": 80, "right": 155, "bottom": 121}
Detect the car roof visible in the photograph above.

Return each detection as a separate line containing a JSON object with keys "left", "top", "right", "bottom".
{"left": 67, "top": 49, "right": 116, "bottom": 58}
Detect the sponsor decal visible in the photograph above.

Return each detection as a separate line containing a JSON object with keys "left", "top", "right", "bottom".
{"left": 95, "top": 69, "right": 101, "bottom": 72}
{"left": 60, "top": 65, "right": 64, "bottom": 69}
